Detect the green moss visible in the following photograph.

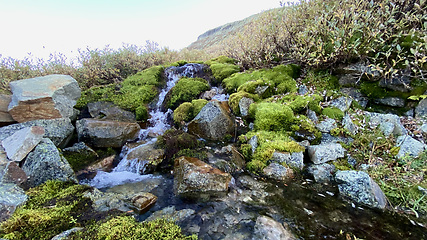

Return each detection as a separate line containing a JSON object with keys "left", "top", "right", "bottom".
{"left": 302, "top": 70, "right": 339, "bottom": 91}
{"left": 173, "top": 102, "right": 193, "bottom": 125}
{"left": 0, "top": 181, "right": 92, "bottom": 240}
{"left": 332, "top": 158, "right": 352, "bottom": 171}
{"left": 157, "top": 129, "right": 200, "bottom": 163}
{"left": 241, "top": 130, "right": 304, "bottom": 174}
{"left": 209, "top": 63, "right": 240, "bottom": 83}
{"left": 222, "top": 64, "right": 298, "bottom": 94}
{"left": 173, "top": 99, "right": 208, "bottom": 126}
{"left": 322, "top": 107, "right": 344, "bottom": 120}
{"left": 122, "top": 65, "right": 165, "bottom": 88}
{"left": 135, "top": 105, "right": 148, "bottom": 121}
{"left": 91, "top": 216, "right": 197, "bottom": 240}
{"left": 253, "top": 102, "right": 295, "bottom": 131}
{"left": 361, "top": 81, "right": 427, "bottom": 101}
{"left": 292, "top": 115, "right": 322, "bottom": 143}
{"left": 173, "top": 148, "right": 208, "bottom": 161}
{"left": 75, "top": 84, "right": 116, "bottom": 109}
{"left": 166, "top": 77, "right": 210, "bottom": 110}
{"left": 228, "top": 91, "right": 259, "bottom": 115}
{"left": 276, "top": 93, "right": 322, "bottom": 113}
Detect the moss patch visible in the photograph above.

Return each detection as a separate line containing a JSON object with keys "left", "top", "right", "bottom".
{"left": 64, "top": 147, "right": 116, "bottom": 172}
{"left": 157, "top": 129, "right": 201, "bottom": 165}
{"left": 205, "top": 56, "right": 240, "bottom": 84}
{"left": 166, "top": 77, "right": 210, "bottom": 110}
{"left": 252, "top": 102, "right": 295, "bottom": 131}
{"left": 301, "top": 70, "right": 339, "bottom": 91}
{"left": 322, "top": 107, "right": 344, "bottom": 120}
{"left": 173, "top": 99, "right": 208, "bottom": 127}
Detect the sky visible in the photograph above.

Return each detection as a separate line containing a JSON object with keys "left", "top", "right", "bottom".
{"left": 0, "top": 0, "right": 282, "bottom": 60}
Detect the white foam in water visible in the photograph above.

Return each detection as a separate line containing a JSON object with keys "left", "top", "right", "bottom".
{"left": 85, "top": 64, "right": 208, "bottom": 188}
{"left": 82, "top": 171, "right": 160, "bottom": 189}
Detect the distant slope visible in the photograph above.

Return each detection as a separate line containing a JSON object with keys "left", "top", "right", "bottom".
{"left": 187, "top": 13, "right": 261, "bottom": 50}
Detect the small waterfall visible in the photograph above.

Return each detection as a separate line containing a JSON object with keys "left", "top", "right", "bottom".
{"left": 85, "top": 63, "right": 208, "bottom": 188}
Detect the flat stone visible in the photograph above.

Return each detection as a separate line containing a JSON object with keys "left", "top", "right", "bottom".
{"left": 252, "top": 216, "right": 296, "bottom": 240}
{"left": 0, "top": 118, "right": 75, "bottom": 148}
{"left": 1, "top": 126, "right": 44, "bottom": 162}
{"left": 342, "top": 114, "right": 357, "bottom": 135}
{"left": 76, "top": 119, "right": 140, "bottom": 148}
{"left": 307, "top": 143, "right": 345, "bottom": 164}
{"left": 8, "top": 74, "right": 81, "bottom": 122}
{"left": 415, "top": 98, "right": 427, "bottom": 118}
{"left": 374, "top": 97, "right": 405, "bottom": 107}
{"left": 174, "top": 156, "right": 232, "bottom": 197}
{"left": 271, "top": 151, "right": 304, "bottom": 170}
{"left": 307, "top": 163, "right": 335, "bottom": 183}
{"left": 131, "top": 192, "right": 157, "bottom": 213}
{"left": 335, "top": 170, "right": 387, "bottom": 209}
{"left": 316, "top": 117, "right": 337, "bottom": 133}
{"left": 263, "top": 163, "right": 294, "bottom": 181}
{"left": 145, "top": 205, "right": 195, "bottom": 223}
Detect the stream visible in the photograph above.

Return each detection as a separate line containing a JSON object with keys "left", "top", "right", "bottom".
{"left": 83, "top": 64, "right": 427, "bottom": 240}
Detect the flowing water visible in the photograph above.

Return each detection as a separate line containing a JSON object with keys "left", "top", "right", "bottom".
{"left": 82, "top": 64, "right": 427, "bottom": 239}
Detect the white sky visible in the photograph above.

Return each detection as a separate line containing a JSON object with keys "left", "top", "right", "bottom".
{"left": 0, "top": 0, "right": 282, "bottom": 60}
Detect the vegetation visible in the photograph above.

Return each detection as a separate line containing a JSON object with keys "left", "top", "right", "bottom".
{"left": 0, "top": 180, "right": 196, "bottom": 240}
{"left": 173, "top": 99, "right": 208, "bottom": 127}
{"left": 165, "top": 77, "right": 210, "bottom": 110}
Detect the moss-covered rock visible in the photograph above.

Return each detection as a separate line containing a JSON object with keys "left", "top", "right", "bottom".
{"left": 228, "top": 91, "right": 259, "bottom": 115}
{"left": 253, "top": 102, "right": 295, "bottom": 131}
{"left": 222, "top": 64, "right": 298, "bottom": 94}
{"left": 76, "top": 66, "right": 165, "bottom": 122}
{"left": 275, "top": 93, "right": 323, "bottom": 114}
{"left": 173, "top": 99, "right": 208, "bottom": 127}
{"left": 292, "top": 115, "right": 322, "bottom": 143}
{"left": 205, "top": 56, "right": 240, "bottom": 84}
{"left": 165, "top": 77, "right": 210, "bottom": 110}
{"left": 322, "top": 107, "right": 345, "bottom": 120}
{"left": 157, "top": 129, "right": 200, "bottom": 165}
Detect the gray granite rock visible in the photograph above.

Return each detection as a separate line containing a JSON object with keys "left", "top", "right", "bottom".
{"left": 330, "top": 96, "right": 352, "bottom": 112}
{"left": 374, "top": 97, "right": 405, "bottom": 107}
{"left": 1, "top": 126, "right": 44, "bottom": 162}
{"left": 415, "top": 98, "right": 427, "bottom": 118}
{"left": 271, "top": 151, "right": 304, "bottom": 170}
{"left": 342, "top": 114, "right": 357, "bottom": 135}
{"left": 307, "top": 143, "right": 345, "bottom": 164}
{"left": 395, "top": 135, "right": 427, "bottom": 159}
{"left": 88, "top": 101, "right": 136, "bottom": 122}
{"left": 307, "top": 163, "right": 336, "bottom": 183}
{"left": 0, "top": 183, "right": 27, "bottom": 222}
{"left": 366, "top": 112, "right": 406, "bottom": 136}
{"left": 335, "top": 170, "right": 387, "bottom": 209}
{"left": 239, "top": 97, "right": 254, "bottom": 117}
{"left": 263, "top": 163, "right": 294, "bottom": 181}
{"left": 252, "top": 216, "right": 296, "bottom": 240}
{"left": 22, "top": 138, "right": 76, "bottom": 188}
{"left": 316, "top": 118, "right": 337, "bottom": 133}
{"left": 0, "top": 118, "right": 74, "bottom": 148}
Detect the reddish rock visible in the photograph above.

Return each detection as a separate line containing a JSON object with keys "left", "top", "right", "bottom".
{"left": 0, "top": 162, "right": 27, "bottom": 186}
{"left": 174, "top": 156, "right": 232, "bottom": 197}
{"left": 0, "top": 95, "right": 15, "bottom": 127}
{"left": 131, "top": 192, "right": 157, "bottom": 213}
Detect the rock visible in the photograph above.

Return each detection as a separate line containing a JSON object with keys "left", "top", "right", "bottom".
{"left": 76, "top": 119, "right": 140, "bottom": 148}
{"left": 415, "top": 98, "right": 427, "bottom": 118}
{"left": 63, "top": 142, "right": 98, "bottom": 158}
{"left": 1, "top": 126, "right": 44, "bottom": 162}
{"left": 330, "top": 96, "right": 352, "bottom": 112}
{"left": 174, "top": 156, "right": 232, "bottom": 197}
{"left": 307, "top": 143, "right": 345, "bottom": 164}
{"left": 131, "top": 192, "right": 157, "bottom": 213}
{"left": 62, "top": 142, "right": 99, "bottom": 171}
{"left": 8, "top": 74, "right": 81, "bottom": 123}
{"left": 307, "top": 163, "right": 335, "bottom": 183}
{"left": 84, "top": 188, "right": 131, "bottom": 212}
{"left": 395, "top": 135, "right": 427, "bottom": 159}
{"left": 211, "top": 145, "right": 246, "bottom": 173}
{"left": 51, "top": 228, "right": 84, "bottom": 240}
{"left": 0, "top": 95, "right": 15, "bottom": 126}
{"left": 340, "top": 88, "right": 368, "bottom": 108}
{"left": 0, "top": 183, "right": 28, "bottom": 222}
{"left": 0, "top": 118, "right": 75, "bottom": 148}
{"left": 366, "top": 112, "right": 406, "bottom": 136}
{"left": 320, "top": 133, "right": 354, "bottom": 145}
{"left": 421, "top": 123, "right": 427, "bottom": 134}
{"left": 248, "top": 135, "right": 258, "bottom": 153}
{"left": 201, "top": 89, "right": 217, "bottom": 100}
{"left": 263, "top": 163, "right": 294, "bottom": 181}
{"left": 84, "top": 155, "right": 115, "bottom": 172}
{"left": 22, "top": 138, "right": 76, "bottom": 188}
{"left": 145, "top": 205, "right": 195, "bottom": 223}
{"left": 119, "top": 141, "right": 164, "bottom": 174}
{"left": 0, "top": 162, "right": 27, "bottom": 185}
{"left": 342, "top": 114, "right": 357, "bottom": 135}
{"left": 335, "top": 62, "right": 380, "bottom": 79}
{"left": 374, "top": 97, "right": 405, "bottom": 107}
{"left": 335, "top": 170, "right": 387, "bottom": 209}
{"left": 188, "top": 101, "right": 234, "bottom": 140}
{"left": 306, "top": 109, "right": 318, "bottom": 123}
{"left": 379, "top": 75, "right": 412, "bottom": 92}
{"left": 87, "top": 101, "right": 136, "bottom": 122}
{"left": 316, "top": 117, "right": 337, "bottom": 133}
{"left": 255, "top": 85, "right": 269, "bottom": 95}
{"left": 239, "top": 97, "right": 254, "bottom": 117}
{"left": 271, "top": 151, "right": 304, "bottom": 170}
{"left": 252, "top": 216, "right": 296, "bottom": 240}
{"left": 298, "top": 84, "right": 308, "bottom": 95}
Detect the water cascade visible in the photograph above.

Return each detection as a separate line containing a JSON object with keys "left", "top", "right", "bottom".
{"left": 85, "top": 63, "right": 210, "bottom": 188}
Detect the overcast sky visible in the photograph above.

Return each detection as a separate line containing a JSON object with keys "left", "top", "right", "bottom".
{"left": 0, "top": 0, "right": 281, "bottom": 60}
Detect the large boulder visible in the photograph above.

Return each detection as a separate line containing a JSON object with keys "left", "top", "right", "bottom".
{"left": 335, "top": 170, "right": 387, "bottom": 209}
{"left": 0, "top": 118, "right": 75, "bottom": 148}
{"left": 395, "top": 135, "right": 427, "bottom": 159}
{"left": 188, "top": 101, "right": 234, "bottom": 140}
{"left": 174, "top": 156, "right": 232, "bottom": 197}
{"left": 22, "top": 138, "right": 76, "bottom": 188}
{"left": 0, "top": 183, "right": 28, "bottom": 222}
{"left": 76, "top": 119, "right": 140, "bottom": 148}
{"left": 87, "top": 101, "right": 136, "bottom": 122}
{"left": 1, "top": 126, "right": 44, "bottom": 162}
{"left": 307, "top": 143, "right": 345, "bottom": 164}
{"left": 0, "top": 94, "right": 15, "bottom": 127}
{"left": 252, "top": 216, "right": 296, "bottom": 240}
{"left": 8, "top": 74, "right": 81, "bottom": 123}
